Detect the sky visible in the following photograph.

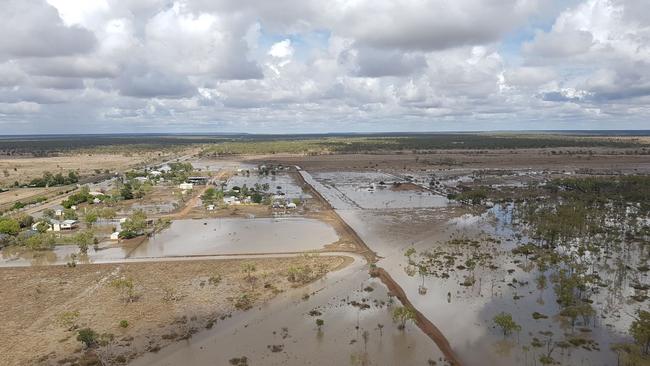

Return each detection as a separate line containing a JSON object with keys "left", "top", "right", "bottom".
{"left": 0, "top": 0, "right": 649, "bottom": 134}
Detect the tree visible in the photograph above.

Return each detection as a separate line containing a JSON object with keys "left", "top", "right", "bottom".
{"left": 85, "top": 211, "right": 98, "bottom": 227}
{"left": 63, "top": 208, "right": 78, "bottom": 220}
{"left": 0, "top": 217, "right": 20, "bottom": 235}
{"left": 392, "top": 306, "right": 416, "bottom": 330}
{"left": 630, "top": 310, "right": 650, "bottom": 355}
{"left": 120, "top": 182, "right": 134, "bottom": 200}
{"left": 120, "top": 210, "right": 147, "bottom": 238}
{"left": 35, "top": 220, "right": 50, "bottom": 233}
{"left": 74, "top": 230, "right": 95, "bottom": 254}
{"left": 493, "top": 312, "right": 521, "bottom": 337}
{"left": 42, "top": 208, "right": 56, "bottom": 219}
{"left": 316, "top": 318, "right": 324, "bottom": 331}
{"left": 15, "top": 214, "right": 34, "bottom": 228}
{"left": 25, "top": 233, "right": 56, "bottom": 250}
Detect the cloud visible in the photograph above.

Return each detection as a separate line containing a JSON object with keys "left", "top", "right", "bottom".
{"left": 0, "top": 0, "right": 649, "bottom": 133}
{"left": 115, "top": 65, "right": 196, "bottom": 98}
{"left": 268, "top": 39, "right": 294, "bottom": 58}
{"left": 523, "top": 29, "right": 594, "bottom": 58}
{"left": 0, "top": 0, "right": 96, "bottom": 58}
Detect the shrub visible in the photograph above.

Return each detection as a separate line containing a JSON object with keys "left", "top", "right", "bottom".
{"left": 77, "top": 328, "right": 99, "bottom": 348}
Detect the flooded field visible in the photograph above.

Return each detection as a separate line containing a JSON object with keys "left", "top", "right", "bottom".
{"left": 132, "top": 254, "right": 445, "bottom": 366}
{"left": 301, "top": 168, "right": 648, "bottom": 366}
{"left": 307, "top": 171, "right": 449, "bottom": 209}
{"left": 0, "top": 217, "right": 339, "bottom": 267}
{"left": 226, "top": 173, "right": 310, "bottom": 199}
{"left": 129, "top": 217, "right": 338, "bottom": 257}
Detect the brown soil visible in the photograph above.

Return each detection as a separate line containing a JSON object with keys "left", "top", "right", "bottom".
{"left": 0, "top": 256, "right": 347, "bottom": 366}
{"left": 390, "top": 182, "right": 426, "bottom": 191}
{"left": 245, "top": 149, "right": 650, "bottom": 174}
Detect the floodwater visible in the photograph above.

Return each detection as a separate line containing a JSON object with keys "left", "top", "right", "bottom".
{"left": 131, "top": 253, "right": 445, "bottom": 366}
{"left": 129, "top": 218, "right": 338, "bottom": 258}
{"left": 300, "top": 169, "right": 638, "bottom": 366}
{"left": 305, "top": 171, "right": 449, "bottom": 210}
{"left": 0, "top": 217, "right": 339, "bottom": 267}
{"left": 226, "top": 173, "right": 311, "bottom": 199}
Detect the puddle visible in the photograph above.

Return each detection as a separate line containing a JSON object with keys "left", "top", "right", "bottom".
{"left": 129, "top": 218, "right": 338, "bottom": 258}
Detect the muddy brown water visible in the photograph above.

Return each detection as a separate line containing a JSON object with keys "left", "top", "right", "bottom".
{"left": 130, "top": 253, "right": 445, "bottom": 366}
{"left": 130, "top": 218, "right": 338, "bottom": 258}
{"left": 0, "top": 218, "right": 339, "bottom": 267}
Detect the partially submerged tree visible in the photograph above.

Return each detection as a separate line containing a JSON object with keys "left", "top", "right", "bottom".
{"left": 392, "top": 306, "right": 416, "bottom": 330}
{"left": 630, "top": 310, "right": 650, "bottom": 355}
{"left": 493, "top": 312, "right": 521, "bottom": 337}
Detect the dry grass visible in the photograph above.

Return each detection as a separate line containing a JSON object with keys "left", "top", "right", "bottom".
{"left": 0, "top": 256, "right": 347, "bottom": 365}
{"left": 0, "top": 153, "right": 152, "bottom": 186}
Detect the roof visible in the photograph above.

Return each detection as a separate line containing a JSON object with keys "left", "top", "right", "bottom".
{"left": 62, "top": 220, "right": 78, "bottom": 225}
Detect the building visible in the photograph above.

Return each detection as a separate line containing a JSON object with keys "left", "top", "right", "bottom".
{"left": 187, "top": 176, "right": 209, "bottom": 185}
{"left": 149, "top": 170, "right": 162, "bottom": 177}
{"left": 31, "top": 219, "right": 78, "bottom": 232}
{"left": 286, "top": 202, "right": 297, "bottom": 209}
{"left": 110, "top": 231, "right": 120, "bottom": 240}
{"left": 179, "top": 182, "right": 194, "bottom": 190}
{"left": 223, "top": 196, "right": 240, "bottom": 205}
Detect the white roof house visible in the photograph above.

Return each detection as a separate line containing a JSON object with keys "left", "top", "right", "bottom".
{"left": 89, "top": 191, "right": 104, "bottom": 197}
{"left": 110, "top": 231, "right": 120, "bottom": 240}
{"left": 223, "top": 196, "right": 240, "bottom": 205}
{"left": 286, "top": 202, "right": 297, "bottom": 209}
{"left": 179, "top": 182, "right": 194, "bottom": 190}
{"left": 149, "top": 170, "right": 162, "bottom": 177}
{"left": 32, "top": 219, "right": 78, "bottom": 232}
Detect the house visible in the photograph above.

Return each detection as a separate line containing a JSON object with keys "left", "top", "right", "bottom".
{"left": 89, "top": 191, "right": 104, "bottom": 197}
{"left": 286, "top": 202, "right": 297, "bottom": 209}
{"left": 110, "top": 231, "right": 120, "bottom": 240}
{"left": 60, "top": 220, "right": 78, "bottom": 230}
{"left": 179, "top": 182, "right": 193, "bottom": 190}
{"left": 149, "top": 170, "right": 162, "bottom": 177}
{"left": 92, "top": 198, "right": 101, "bottom": 204}
{"left": 187, "top": 176, "right": 209, "bottom": 185}
{"left": 207, "top": 204, "right": 215, "bottom": 211}
{"left": 223, "top": 196, "right": 240, "bottom": 205}
{"left": 31, "top": 219, "right": 78, "bottom": 232}
{"left": 54, "top": 208, "right": 63, "bottom": 217}
{"left": 134, "top": 176, "right": 148, "bottom": 183}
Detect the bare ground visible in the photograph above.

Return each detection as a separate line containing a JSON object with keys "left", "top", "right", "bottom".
{"left": 0, "top": 256, "right": 348, "bottom": 366}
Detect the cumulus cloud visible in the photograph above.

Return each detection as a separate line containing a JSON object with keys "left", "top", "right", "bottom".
{"left": 268, "top": 39, "right": 294, "bottom": 58}
{"left": 1, "top": 0, "right": 96, "bottom": 58}
{"left": 0, "top": 0, "right": 648, "bottom": 132}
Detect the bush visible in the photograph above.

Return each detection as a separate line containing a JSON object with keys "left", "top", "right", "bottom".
{"left": 119, "top": 320, "right": 129, "bottom": 328}
{"left": 0, "top": 217, "right": 20, "bottom": 235}
{"left": 77, "top": 328, "right": 99, "bottom": 348}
